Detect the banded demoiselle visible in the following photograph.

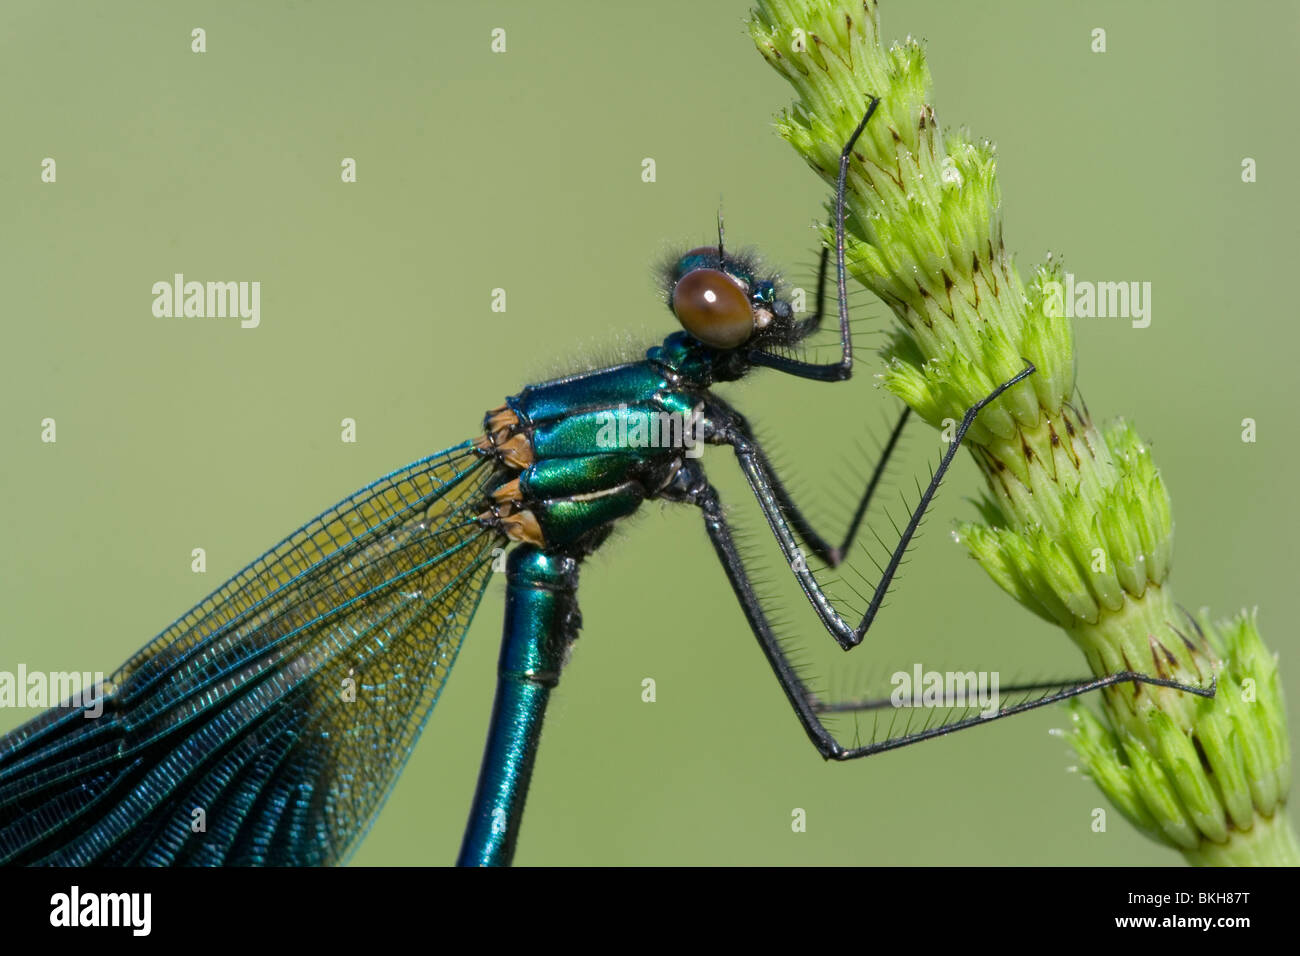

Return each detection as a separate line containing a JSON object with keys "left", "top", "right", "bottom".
{"left": 0, "top": 100, "right": 1207, "bottom": 866}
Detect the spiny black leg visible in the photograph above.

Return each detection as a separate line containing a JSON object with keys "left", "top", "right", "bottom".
{"left": 687, "top": 464, "right": 1215, "bottom": 760}
{"left": 707, "top": 392, "right": 910, "bottom": 567}
{"left": 845, "top": 362, "right": 1036, "bottom": 641}
{"left": 811, "top": 674, "right": 1216, "bottom": 759}
{"left": 814, "top": 675, "right": 1217, "bottom": 715}
{"left": 712, "top": 361, "right": 1036, "bottom": 650}
{"left": 689, "top": 472, "right": 846, "bottom": 758}
{"left": 749, "top": 95, "right": 881, "bottom": 383}
{"left": 833, "top": 97, "right": 877, "bottom": 372}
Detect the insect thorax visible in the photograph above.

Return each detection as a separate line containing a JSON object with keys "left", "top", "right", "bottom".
{"left": 475, "top": 336, "right": 720, "bottom": 554}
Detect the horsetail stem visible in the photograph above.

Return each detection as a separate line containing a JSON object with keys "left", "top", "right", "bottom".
{"left": 750, "top": 0, "right": 1295, "bottom": 865}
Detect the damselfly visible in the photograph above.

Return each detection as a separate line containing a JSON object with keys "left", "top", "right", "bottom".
{"left": 0, "top": 100, "right": 1206, "bottom": 866}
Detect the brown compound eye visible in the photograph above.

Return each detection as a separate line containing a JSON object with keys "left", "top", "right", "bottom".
{"left": 670, "top": 268, "right": 755, "bottom": 349}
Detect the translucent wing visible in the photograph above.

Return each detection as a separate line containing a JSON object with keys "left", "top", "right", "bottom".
{"left": 0, "top": 441, "right": 501, "bottom": 865}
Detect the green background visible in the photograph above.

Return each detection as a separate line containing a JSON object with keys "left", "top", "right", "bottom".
{"left": 2, "top": 0, "right": 1296, "bottom": 865}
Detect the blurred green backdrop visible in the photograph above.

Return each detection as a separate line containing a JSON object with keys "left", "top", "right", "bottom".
{"left": 2, "top": 0, "right": 1296, "bottom": 866}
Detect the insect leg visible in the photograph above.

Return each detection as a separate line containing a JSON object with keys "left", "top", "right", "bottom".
{"left": 690, "top": 463, "right": 1213, "bottom": 757}
{"left": 810, "top": 674, "right": 1216, "bottom": 757}
{"left": 706, "top": 391, "right": 909, "bottom": 567}
{"left": 687, "top": 467, "right": 1213, "bottom": 759}
{"left": 708, "top": 362, "right": 1036, "bottom": 650}
{"left": 748, "top": 95, "right": 881, "bottom": 383}
{"left": 687, "top": 473, "right": 848, "bottom": 758}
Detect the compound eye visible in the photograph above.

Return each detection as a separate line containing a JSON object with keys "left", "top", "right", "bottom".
{"left": 670, "top": 268, "right": 755, "bottom": 349}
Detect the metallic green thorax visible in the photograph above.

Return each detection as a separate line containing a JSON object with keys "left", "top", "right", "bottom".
{"left": 478, "top": 331, "right": 729, "bottom": 552}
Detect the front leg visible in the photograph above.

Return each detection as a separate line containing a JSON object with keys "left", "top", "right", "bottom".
{"left": 747, "top": 96, "right": 881, "bottom": 382}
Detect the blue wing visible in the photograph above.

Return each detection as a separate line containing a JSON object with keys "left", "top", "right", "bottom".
{"left": 0, "top": 441, "right": 501, "bottom": 865}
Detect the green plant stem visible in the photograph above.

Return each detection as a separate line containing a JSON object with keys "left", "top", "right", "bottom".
{"left": 750, "top": 0, "right": 1295, "bottom": 865}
